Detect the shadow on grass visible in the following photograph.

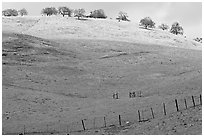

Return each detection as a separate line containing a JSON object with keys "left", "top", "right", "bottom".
{"left": 75, "top": 18, "right": 89, "bottom": 21}
{"left": 139, "top": 26, "right": 154, "bottom": 31}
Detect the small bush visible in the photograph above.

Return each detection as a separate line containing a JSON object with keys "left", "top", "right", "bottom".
{"left": 194, "top": 37, "right": 202, "bottom": 43}
{"left": 158, "top": 24, "right": 169, "bottom": 30}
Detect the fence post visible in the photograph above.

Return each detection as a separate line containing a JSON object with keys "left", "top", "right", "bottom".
{"left": 200, "top": 94, "right": 202, "bottom": 105}
{"left": 163, "top": 103, "right": 166, "bottom": 115}
{"left": 150, "top": 108, "right": 154, "bottom": 119}
{"left": 138, "top": 91, "right": 142, "bottom": 97}
{"left": 184, "top": 98, "right": 188, "bottom": 109}
{"left": 93, "top": 117, "right": 96, "bottom": 129}
{"left": 104, "top": 117, "right": 106, "bottom": 127}
{"left": 119, "top": 115, "right": 122, "bottom": 126}
{"left": 81, "top": 120, "right": 86, "bottom": 130}
{"left": 138, "top": 110, "right": 141, "bottom": 122}
{"left": 67, "top": 125, "right": 69, "bottom": 135}
{"left": 175, "top": 99, "right": 179, "bottom": 111}
{"left": 192, "top": 96, "right": 195, "bottom": 107}
{"left": 23, "top": 125, "right": 26, "bottom": 135}
{"left": 46, "top": 124, "right": 49, "bottom": 133}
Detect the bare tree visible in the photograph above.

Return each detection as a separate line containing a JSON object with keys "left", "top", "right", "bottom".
{"left": 41, "top": 7, "right": 58, "bottom": 16}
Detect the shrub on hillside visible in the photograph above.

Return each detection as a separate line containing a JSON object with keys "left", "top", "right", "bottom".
{"left": 18, "top": 8, "right": 28, "bottom": 16}
{"left": 58, "top": 6, "right": 72, "bottom": 17}
{"left": 117, "top": 11, "right": 130, "bottom": 21}
{"left": 170, "top": 22, "right": 184, "bottom": 35}
{"left": 158, "top": 24, "right": 169, "bottom": 30}
{"left": 139, "top": 17, "right": 155, "bottom": 29}
{"left": 74, "top": 8, "right": 85, "bottom": 20}
{"left": 41, "top": 7, "right": 58, "bottom": 16}
{"left": 90, "top": 9, "right": 107, "bottom": 19}
{"left": 2, "top": 9, "right": 18, "bottom": 16}
{"left": 194, "top": 37, "right": 202, "bottom": 43}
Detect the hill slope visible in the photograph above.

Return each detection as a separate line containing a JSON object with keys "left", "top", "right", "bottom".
{"left": 2, "top": 16, "right": 202, "bottom": 135}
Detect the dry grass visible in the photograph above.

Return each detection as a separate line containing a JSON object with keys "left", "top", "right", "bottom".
{"left": 2, "top": 16, "right": 202, "bottom": 135}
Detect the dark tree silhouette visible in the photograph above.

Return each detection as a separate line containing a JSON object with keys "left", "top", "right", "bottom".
{"left": 139, "top": 17, "right": 155, "bottom": 29}
{"left": 58, "top": 6, "right": 72, "bottom": 17}
{"left": 90, "top": 9, "right": 107, "bottom": 19}
{"left": 2, "top": 9, "right": 18, "bottom": 16}
{"left": 170, "top": 22, "right": 184, "bottom": 35}
{"left": 117, "top": 11, "right": 130, "bottom": 21}
{"left": 18, "top": 8, "right": 28, "bottom": 16}
{"left": 41, "top": 7, "right": 58, "bottom": 16}
{"left": 74, "top": 8, "right": 85, "bottom": 20}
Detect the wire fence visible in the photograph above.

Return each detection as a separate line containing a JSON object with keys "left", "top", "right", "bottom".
{"left": 2, "top": 93, "right": 202, "bottom": 135}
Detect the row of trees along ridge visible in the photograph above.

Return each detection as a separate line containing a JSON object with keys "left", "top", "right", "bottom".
{"left": 41, "top": 7, "right": 107, "bottom": 19}
{"left": 2, "top": 7, "right": 185, "bottom": 36}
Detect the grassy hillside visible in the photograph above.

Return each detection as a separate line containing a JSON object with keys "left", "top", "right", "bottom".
{"left": 2, "top": 16, "right": 202, "bottom": 135}
{"left": 2, "top": 16, "right": 201, "bottom": 50}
